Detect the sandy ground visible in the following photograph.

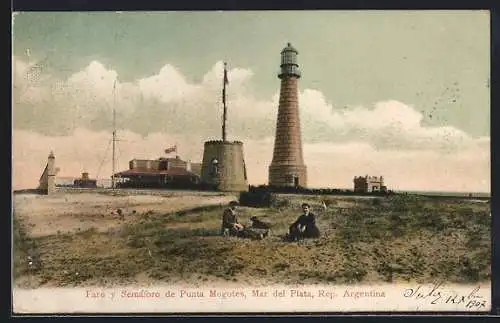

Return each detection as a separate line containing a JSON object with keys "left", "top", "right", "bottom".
{"left": 13, "top": 190, "right": 491, "bottom": 293}
{"left": 13, "top": 190, "right": 238, "bottom": 237}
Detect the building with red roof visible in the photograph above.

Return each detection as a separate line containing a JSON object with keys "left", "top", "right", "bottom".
{"left": 113, "top": 156, "right": 201, "bottom": 189}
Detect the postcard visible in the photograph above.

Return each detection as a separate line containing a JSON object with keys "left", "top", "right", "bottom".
{"left": 12, "top": 10, "right": 491, "bottom": 314}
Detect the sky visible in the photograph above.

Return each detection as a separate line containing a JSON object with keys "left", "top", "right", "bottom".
{"left": 11, "top": 10, "right": 490, "bottom": 192}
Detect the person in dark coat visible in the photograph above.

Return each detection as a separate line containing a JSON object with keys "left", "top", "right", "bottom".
{"left": 286, "top": 203, "right": 320, "bottom": 241}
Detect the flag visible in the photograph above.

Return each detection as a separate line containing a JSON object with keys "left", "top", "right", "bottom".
{"left": 222, "top": 62, "right": 228, "bottom": 107}
{"left": 223, "top": 62, "right": 229, "bottom": 85}
{"left": 164, "top": 145, "right": 177, "bottom": 154}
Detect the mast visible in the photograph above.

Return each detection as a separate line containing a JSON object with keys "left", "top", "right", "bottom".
{"left": 222, "top": 62, "right": 228, "bottom": 142}
{"left": 112, "top": 80, "right": 117, "bottom": 189}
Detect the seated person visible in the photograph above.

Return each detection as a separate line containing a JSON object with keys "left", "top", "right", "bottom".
{"left": 220, "top": 202, "right": 268, "bottom": 240}
{"left": 221, "top": 201, "right": 246, "bottom": 237}
{"left": 286, "top": 203, "right": 320, "bottom": 241}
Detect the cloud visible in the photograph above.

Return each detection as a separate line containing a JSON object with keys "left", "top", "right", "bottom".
{"left": 13, "top": 56, "right": 484, "bottom": 149}
{"left": 298, "top": 94, "right": 474, "bottom": 150}
{"left": 138, "top": 64, "right": 197, "bottom": 102}
{"left": 11, "top": 57, "right": 490, "bottom": 192}
{"left": 13, "top": 57, "right": 271, "bottom": 139}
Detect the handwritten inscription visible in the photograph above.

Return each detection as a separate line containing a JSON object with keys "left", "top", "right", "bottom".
{"left": 403, "top": 282, "right": 487, "bottom": 309}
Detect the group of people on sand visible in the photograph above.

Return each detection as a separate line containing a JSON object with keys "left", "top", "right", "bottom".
{"left": 221, "top": 200, "right": 321, "bottom": 241}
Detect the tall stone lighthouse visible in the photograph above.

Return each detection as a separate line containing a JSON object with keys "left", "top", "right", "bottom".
{"left": 268, "top": 43, "right": 307, "bottom": 188}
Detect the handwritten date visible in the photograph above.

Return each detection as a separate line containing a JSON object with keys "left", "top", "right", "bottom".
{"left": 403, "top": 282, "right": 487, "bottom": 309}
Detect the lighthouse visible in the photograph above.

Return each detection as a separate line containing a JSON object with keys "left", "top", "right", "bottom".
{"left": 268, "top": 43, "right": 307, "bottom": 188}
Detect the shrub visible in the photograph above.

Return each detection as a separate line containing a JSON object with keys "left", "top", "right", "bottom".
{"left": 270, "top": 196, "right": 292, "bottom": 208}
{"left": 239, "top": 190, "right": 272, "bottom": 207}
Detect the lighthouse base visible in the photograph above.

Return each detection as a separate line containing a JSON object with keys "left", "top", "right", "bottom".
{"left": 268, "top": 164, "right": 307, "bottom": 188}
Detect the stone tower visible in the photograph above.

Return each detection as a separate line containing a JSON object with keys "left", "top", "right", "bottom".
{"left": 38, "top": 151, "right": 57, "bottom": 195}
{"left": 200, "top": 140, "right": 248, "bottom": 192}
{"left": 268, "top": 43, "right": 307, "bottom": 188}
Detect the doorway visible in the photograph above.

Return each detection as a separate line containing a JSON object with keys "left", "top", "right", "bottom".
{"left": 294, "top": 176, "right": 299, "bottom": 187}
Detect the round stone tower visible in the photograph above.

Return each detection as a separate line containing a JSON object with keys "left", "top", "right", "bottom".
{"left": 268, "top": 42, "right": 307, "bottom": 188}
{"left": 201, "top": 140, "right": 248, "bottom": 192}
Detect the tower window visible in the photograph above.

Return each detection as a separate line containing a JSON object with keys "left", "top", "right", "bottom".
{"left": 210, "top": 158, "right": 219, "bottom": 177}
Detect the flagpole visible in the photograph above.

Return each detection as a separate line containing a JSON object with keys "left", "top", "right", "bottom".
{"left": 222, "top": 62, "right": 228, "bottom": 142}
{"left": 112, "top": 80, "right": 117, "bottom": 189}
